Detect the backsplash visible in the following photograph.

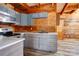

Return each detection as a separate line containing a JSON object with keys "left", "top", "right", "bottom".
{"left": 0, "top": 24, "right": 56, "bottom": 32}
{"left": 12, "top": 25, "right": 56, "bottom": 32}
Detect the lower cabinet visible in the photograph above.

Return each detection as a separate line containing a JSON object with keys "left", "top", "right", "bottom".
{"left": 33, "top": 36, "right": 40, "bottom": 49}
{"left": 0, "top": 41, "right": 24, "bottom": 56}
{"left": 24, "top": 33, "right": 57, "bottom": 52}
{"left": 24, "top": 34, "right": 33, "bottom": 48}
{"left": 39, "top": 36, "right": 50, "bottom": 51}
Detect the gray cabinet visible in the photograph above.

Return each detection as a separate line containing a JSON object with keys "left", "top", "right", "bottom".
{"left": 16, "top": 13, "right": 29, "bottom": 26}
{"left": 24, "top": 33, "right": 57, "bottom": 52}
{"left": 0, "top": 5, "right": 16, "bottom": 18}
{"left": 15, "top": 13, "right": 33, "bottom": 26}
{"left": 20, "top": 14, "right": 28, "bottom": 26}
{"left": 32, "top": 12, "right": 48, "bottom": 18}
{"left": 24, "top": 34, "right": 34, "bottom": 48}
{"left": 0, "top": 5, "right": 16, "bottom": 23}
{"left": 39, "top": 36, "right": 50, "bottom": 51}
{"left": 20, "top": 14, "right": 33, "bottom": 26}
{"left": 8, "top": 8, "right": 16, "bottom": 18}
{"left": 33, "top": 36, "right": 40, "bottom": 49}
{"left": 15, "top": 13, "right": 21, "bottom": 25}
{"left": 39, "top": 12, "right": 48, "bottom": 18}
{"left": 27, "top": 14, "right": 33, "bottom": 25}
{"left": 32, "top": 13, "right": 39, "bottom": 18}
{"left": 0, "top": 5, "right": 7, "bottom": 12}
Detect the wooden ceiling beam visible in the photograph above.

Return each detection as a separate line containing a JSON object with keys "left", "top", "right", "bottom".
{"left": 20, "top": 3, "right": 30, "bottom": 9}
{"left": 63, "top": 3, "right": 79, "bottom": 14}
{"left": 64, "top": 10, "right": 75, "bottom": 14}
{"left": 54, "top": 3, "right": 56, "bottom": 12}
{"left": 8, "top": 3, "right": 22, "bottom": 13}
{"left": 69, "top": 4, "right": 79, "bottom": 14}
{"left": 9, "top": 3, "right": 29, "bottom": 13}
{"left": 22, "top": 3, "right": 56, "bottom": 13}
{"left": 60, "top": 3, "right": 68, "bottom": 14}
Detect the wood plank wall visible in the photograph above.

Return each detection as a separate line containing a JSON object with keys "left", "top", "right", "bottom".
{"left": 32, "top": 12, "right": 56, "bottom": 32}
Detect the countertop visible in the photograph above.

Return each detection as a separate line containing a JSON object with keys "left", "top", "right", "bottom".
{"left": 0, "top": 36, "right": 25, "bottom": 50}
{"left": 14, "top": 32, "right": 58, "bottom": 35}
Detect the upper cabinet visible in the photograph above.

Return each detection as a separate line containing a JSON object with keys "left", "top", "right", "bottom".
{"left": 21, "top": 14, "right": 33, "bottom": 26}
{"left": 27, "top": 14, "right": 33, "bottom": 26}
{"left": 0, "top": 5, "right": 16, "bottom": 23}
{"left": 15, "top": 12, "right": 21, "bottom": 25}
{"left": 0, "top": 5, "right": 6, "bottom": 12}
{"left": 15, "top": 13, "right": 33, "bottom": 26}
{"left": 32, "top": 12, "right": 48, "bottom": 19}
{"left": 32, "top": 13, "right": 39, "bottom": 18}
{"left": 16, "top": 12, "right": 48, "bottom": 26}
{"left": 7, "top": 8, "right": 16, "bottom": 18}
{"left": 0, "top": 5, "right": 16, "bottom": 18}
{"left": 20, "top": 14, "right": 28, "bottom": 26}
{"left": 39, "top": 12, "right": 48, "bottom": 18}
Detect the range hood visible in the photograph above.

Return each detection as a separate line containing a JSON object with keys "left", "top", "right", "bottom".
{"left": 0, "top": 11, "right": 16, "bottom": 24}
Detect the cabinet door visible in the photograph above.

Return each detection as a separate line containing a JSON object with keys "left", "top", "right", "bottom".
{"left": 24, "top": 34, "right": 31, "bottom": 48}
{"left": 39, "top": 36, "right": 50, "bottom": 51}
{"left": 15, "top": 13, "right": 21, "bottom": 25}
{"left": 32, "top": 13, "right": 39, "bottom": 18}
{"left": 32, "top": 12, "right": 48, "bottom": 18}
{"left": 0, "top": 5, "right": 16, "bottom": 18}
{"left": 39, "top": 35, "right": 57, "bottom": 52}
{"left": 33, "top": 36, "right": 40, "bottom": 49}
{"left": 21, "top": 14, "right": 27, "bottom": 26}
{"left": 8, "top": 8, "right": 16, "bottom": 17}
{"left": 39, "top": 12, "right": 48, "bottom": 18}
{"left": 27, "top": 35, "right": 34, "bottom": 48}
{"left": 27, "top": 14, "right": 33, "bottom": 25}
{"left": 0, "top": 5, "right": 6, "bottom": 12}
{"left": 49, "top": 35, "right": 57, "bottom": 52}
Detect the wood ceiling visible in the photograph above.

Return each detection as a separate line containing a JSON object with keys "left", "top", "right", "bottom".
{"left": 1, "top": 3, "right": 79, "bottom": 14}
{"left": 8, "top": 3, "right": 56, "bottom": 14}
{"left": 57, "top": 3, "right": 79, "bottom": 14}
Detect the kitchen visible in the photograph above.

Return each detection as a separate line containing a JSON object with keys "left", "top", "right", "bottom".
{"left": 0, "top": 3, "right": 79, "bottom": 56}
{"left": 0, "top": 3, "right": 57, "bottom": 56}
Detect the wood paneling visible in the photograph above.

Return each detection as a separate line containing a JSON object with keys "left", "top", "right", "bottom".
{"left": 32, "top": 12, "right": 56, "bottom": 32}
{"left": 33, "top": 12, "right": 56, "bottom": 26}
